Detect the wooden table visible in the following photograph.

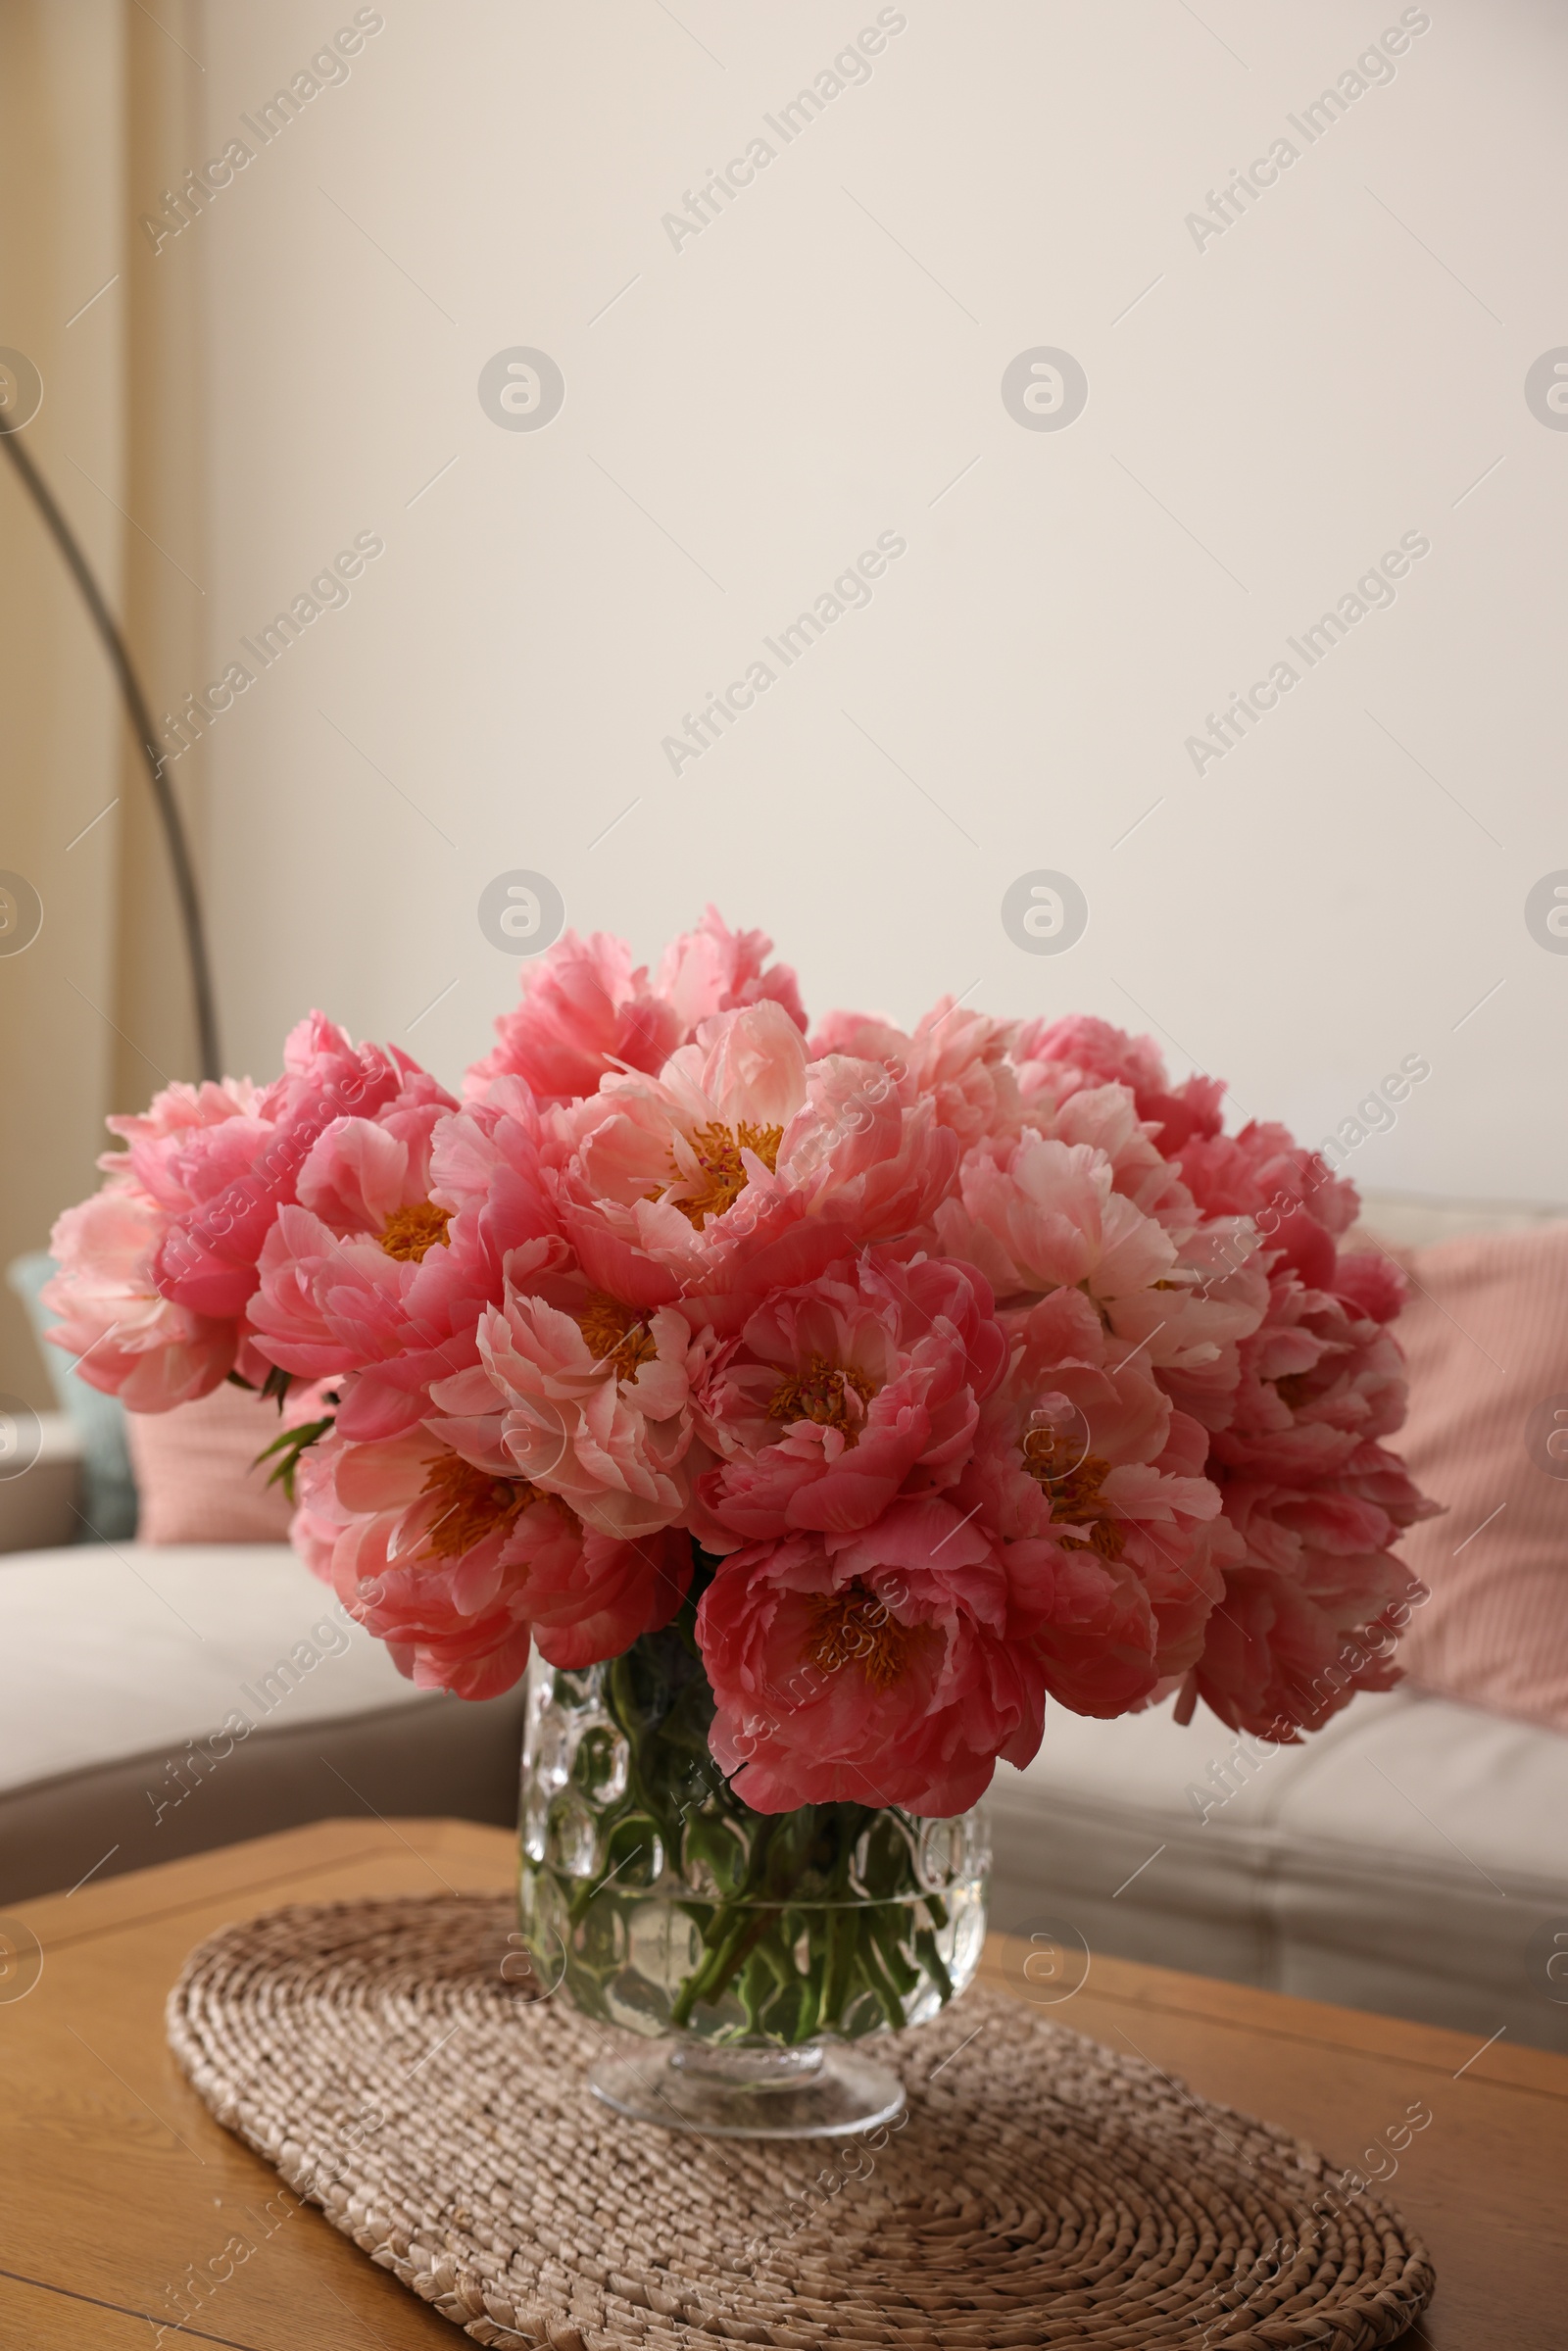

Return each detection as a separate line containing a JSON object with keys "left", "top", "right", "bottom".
{"left": 2, "top": 1818, "right": 1563, "bottom": 2348}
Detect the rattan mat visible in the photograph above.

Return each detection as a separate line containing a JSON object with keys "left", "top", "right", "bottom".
{"left": 166, "top": 1894, "right": 1434, "bottom": 2349}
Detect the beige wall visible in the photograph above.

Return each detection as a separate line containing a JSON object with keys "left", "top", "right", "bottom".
{"left": 0, "top": 0, "right": 205, "bottom": 1403}
{"left": 195, "top": 0, "right": 1568, "bottom": 1204}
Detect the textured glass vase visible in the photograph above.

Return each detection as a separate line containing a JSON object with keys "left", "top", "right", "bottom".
{"left": 517, "top": 1606, "right": 990, "bottom": 2138}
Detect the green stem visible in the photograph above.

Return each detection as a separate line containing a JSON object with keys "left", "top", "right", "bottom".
{"left": 529, "top": 1592, "right": 967, "bottom": 2046}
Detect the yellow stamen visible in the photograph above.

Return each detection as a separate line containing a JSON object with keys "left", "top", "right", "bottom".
{"left": 574, "top": 1291, "right": 659, "bottom": 1379}
{"left": 418, "top": 1452, "right": 536, "bottom": 1560}
{"left": 379, "top": 1201, "right": 452, "bottom": 1262}
{"left": 769, "top": 1352, "right": 876, "bottom": 1442}
{"left": 1020, "top": 1432, "right": 1126, "bottom": 1560}
{"left": 664, "top": 1120, "right": 783, "bottom": 1229}
{"left": 804, "top": 1580, "right": 915, "bottom": 1691}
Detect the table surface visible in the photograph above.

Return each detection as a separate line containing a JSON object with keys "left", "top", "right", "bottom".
{"left": 2, "top": 1817, "right": 1564, "bottom": 2349}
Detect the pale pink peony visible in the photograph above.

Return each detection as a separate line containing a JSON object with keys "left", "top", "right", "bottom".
{"left": 43, "top": 1073, "right": 268, "bottom": 1405}
{"left": 466, "top": 906, "right": 806, "bottom": 1106}
{"left": 653, "top": 906, "right": 808, "bottom": 1039}
{"left": 933, "top": 1131, "right": 1265, "bottom": 1380}
{"left": 693, "top": 1249, "right": 1007, "bottom": 1543}
{"left": 44, "top": 1185, "right": 240, "bottom": 1409}
{"left": 697, "top": 1497, "right": 1046, "bottom": 1814}
{"left": 427, "top": 1285, "right": 711, "bottom": 1542}
{"left": 554, "top": 1002, "right": 956, "bottom": 1334}
{"left": 1032, "top": 1082, "right": 1201, "bottom": 1233}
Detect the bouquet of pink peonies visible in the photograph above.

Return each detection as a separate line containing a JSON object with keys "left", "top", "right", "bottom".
{"left": 46, "top": 907, "right": 1436, "bottom": 1821}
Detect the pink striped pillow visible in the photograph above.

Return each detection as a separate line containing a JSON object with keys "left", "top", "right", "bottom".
{"left": 124, "top": 1381, "right": 303, "bottom": 1545}
{"left": 1379, "top": 1222, "right": 1568, "bottom": 1733}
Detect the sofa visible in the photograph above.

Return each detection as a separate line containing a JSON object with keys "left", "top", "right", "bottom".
{"left": 3, "top": 1192, "right": 1564, "bottom": 2051}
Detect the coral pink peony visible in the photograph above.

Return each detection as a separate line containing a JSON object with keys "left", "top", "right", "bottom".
{"left": 248, "top": 1078, "right": 565, "bottom": 1441}
{"left": 698, "top": 1498, "right": 1046, "bottom": 1814}
{"left": 153, "top": 1014, "right": 453, "bottom": 1324}
{"left": 1178, "top": 1242, "right": 1438, "bottom": 1736}
{"left": 513, "top": 1522, "right": 693, "bottom": 1669}
{"left": 300, "top": 1425, "right": 690, "bottom": 1689}
{"left": 955, "top": 1287, "right": 1227, "bottom": 1715}
{"left": 693, "top": 1249, "right": 1006, "bottom": 1543}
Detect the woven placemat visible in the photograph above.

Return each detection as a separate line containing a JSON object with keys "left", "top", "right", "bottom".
{"left": 167, "top": 1894, "right": 1434, "bottom": 2350}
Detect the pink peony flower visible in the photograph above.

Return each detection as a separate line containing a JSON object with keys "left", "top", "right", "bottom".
{"left": 44, "top": 1185, "right": 240, "bottom": 1409}
{"left": 300, "top": 1425, "right": 690, "bottom": 1690}
{"left": 555, "top": 1001, "right": 956, "bottom": 1333}
{"left": 693, "top": 1249, "right": 1007, "bottom": 1543}
{"left": 1172, "top": 1117, "right": 1358, "bottom": 1292}
{"left": 810, "top": 999, "right": 1024, "bottom": 1151}
{"left": 466, "top": 906, "right": 807, "bottom": 1106}
{"left": 954, "top": 1287, "right": 1227, "bottom": 1716}
{"left": 43, "top": 1074, "right": 269, "bottom": 1405}
{"left": 933, "top": 1130, "right": 1265, "bottom": 1379}
{"left": 698, "top": 1498, "right": 1046, "bottom": 1814}
{"left": 513, "top": 1522, "right": 694, "bottom": 1670}
{"left": 248, "top": 1079, "right": 565, "bottom": 1441}
{"left": 1176, "top": 1241, "right": 1438, "bottom": 1737}
{"left": 153, "top": 1013, "right": 454, "bottom": 1325}
{"left": 312, "top": 1428, "right": 565, "bottom": 1697}
{"left": 1033, "top": 1081, "right": 1201, "bottom": 1234}
{"left": 428, "top": 1285, "right": 711, "bottom": 1542}
{"left": 1013, "top": 1013, "right": 1227, "bottom": 1154}
{"left": 653, "top": 906, "right": 808, "bottom": 1039}
{"left": 1178, "top": 1502, "right": 1425, "bottom": 1740}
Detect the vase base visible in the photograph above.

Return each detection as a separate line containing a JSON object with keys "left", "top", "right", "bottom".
{"left": 588, "top": 2042, "right": 906, "bottom": 2139}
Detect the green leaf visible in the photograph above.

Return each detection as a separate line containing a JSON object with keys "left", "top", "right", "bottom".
{"left": 252, "top": 1415, "right": 335, "bottom": 1502}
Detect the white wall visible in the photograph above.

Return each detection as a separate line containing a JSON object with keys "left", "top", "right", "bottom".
{"left": 191, "top": 0, "right": 1568, "bottom": 1200}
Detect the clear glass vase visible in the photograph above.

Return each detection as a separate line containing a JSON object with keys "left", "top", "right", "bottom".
{"left": 517, "top": 1603, "right": 990, "bottom": 2138}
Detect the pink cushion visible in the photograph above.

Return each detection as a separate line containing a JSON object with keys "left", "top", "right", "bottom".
{"left": 1377, "top": 1222, "right": 1568, "bottom": 1734}
{"left": 124, "top": 1382, "right": 302, "bottom": 1545}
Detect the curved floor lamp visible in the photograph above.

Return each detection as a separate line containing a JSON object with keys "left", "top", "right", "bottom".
{"left": 0, "top": 410, "right": 220, "bottom": 1080}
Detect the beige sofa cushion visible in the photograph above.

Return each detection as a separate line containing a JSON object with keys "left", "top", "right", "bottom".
{"left": 0, "top": 1543, "right": 523, "bottom": 1902}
